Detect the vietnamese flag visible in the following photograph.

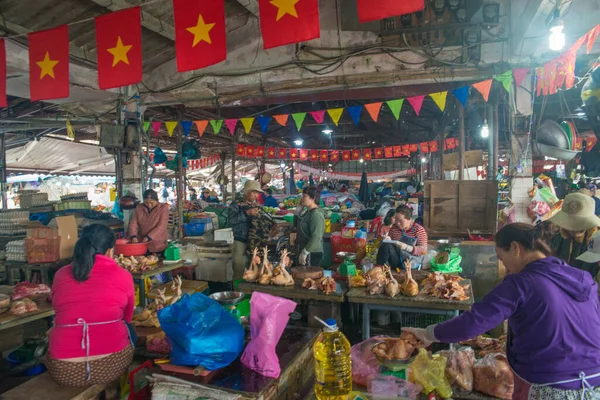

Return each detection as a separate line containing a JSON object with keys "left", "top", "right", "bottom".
{"left": 267, "top": 147, "right": 277, "bottom": 158}
{"left": 246, "top": 145, "right": 255, "bottom": 157}
{"left": 384, "top": 147, "right": 393, "bottom": 158}
{"left": 429, "top": 141, "right": 439, "bottom": 152}
{"left": 374, "top": 148, "right": 384, "bottom": 159}
{"left": 421, "top": 142, "right": 429, "bottom": 153}
{"left": 95, "top": 7, "right": 142, "bottom": 89}
{"left": 352, "top": 149, "right": 361, "bottom": 160}
{"left": 0, "top": 39, "right": 6, "bottom": 107}
{"left": 357, "top": 0, "right": 425, "bottom": 23}
{"left": 363, "top": 149, "right": 372, "bottom": 161}
{"left": 278, "top": 148, "right": 288, "bottom": 158}
{"left": 402, "top": 145, "right": 410, "bottom": 154}
{"left": 256, "top": 146, "right": 265, "bottom": 157}
{"left": 300, "top": 149, "right": 309, "bottom": 161}
{"left": 173, "top": 0, "right": 226, "bottom": 72}
{"left": 320, "top": 150, "right": 329, "bottom": 162}
{"left": 393, "top": 146, "right": 402, "bottom": 158}
{"left": 330, "top": 150, "right": 339, "bottom": 162}
{"left": 409, "top": 144, "right": 418, "bottom": 153}
{"left": 28, "top": 25, "right": 70, "bottom": 101}
{"left": 290, "top": 148, "right": 299, "bottom": 159}
{"left": 236, "top": 144, "right": 246, "bottom": 157}
{"left": 309, "top": 150, "right": 319, "bottom": 162}
{"left": 342, "top": 151, "right": 351, "bottom": 161}
{"left": 258, "top": 0, "right": 320, "bottom": 49}
{"left": 446, "top": 138, "right": 456, "bottom": 150}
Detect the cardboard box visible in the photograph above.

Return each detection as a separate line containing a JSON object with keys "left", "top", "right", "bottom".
{"left": 55, "top": 216, "right": 78, "bottom": 259}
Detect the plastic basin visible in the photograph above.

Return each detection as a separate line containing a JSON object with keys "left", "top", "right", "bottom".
{"left": 115, "top": 240, "right": 149, "bottom": 256}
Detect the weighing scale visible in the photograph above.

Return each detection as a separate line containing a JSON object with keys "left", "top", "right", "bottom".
{"left": 336, "top": 251, "right": 357, "bottom": 276}
{"left": 432, "top": 239, "right": 462, "bottom": 273}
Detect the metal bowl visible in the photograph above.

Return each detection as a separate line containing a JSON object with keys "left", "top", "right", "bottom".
{"left": 209, "top": 291, "right": 245, "bottom": 306}
{"left": 336, "top": 252, "right": 356, "bottom": 260}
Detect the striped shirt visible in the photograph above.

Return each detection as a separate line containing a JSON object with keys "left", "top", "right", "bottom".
{"left": 388, "top": 222, "right": 428, "bottom": 256}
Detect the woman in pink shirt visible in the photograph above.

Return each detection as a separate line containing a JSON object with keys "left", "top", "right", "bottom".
{"left": 129, "top": 189, "right": 169, "bottom": 253}
{"left": 45, "top": 224, "right": 135, "bottom": 387}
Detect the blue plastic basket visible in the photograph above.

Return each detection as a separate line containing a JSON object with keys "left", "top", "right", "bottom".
{"left": 184, "top": 222, "right": 207, "bottom": 236}
{"left": 7, "top": 351, "right": 47, "bottom": 376}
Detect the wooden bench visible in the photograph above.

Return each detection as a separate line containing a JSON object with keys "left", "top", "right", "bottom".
{"left": 0, "top": 372, "right": 107, "bottom": 400}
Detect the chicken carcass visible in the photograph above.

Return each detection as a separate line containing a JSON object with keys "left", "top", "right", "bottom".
{"left": 271, "top": 249, "right": 294, "bottom": 286}
{"left": 400, "top": 260, "right": 419, "bottom": 297}
{"left": 366, "top": 266, "right": 387, "bottom": 295}
{"left": 167, "top": 276, "right": 183, "bottom": 306}
{"left": 473, "top": 354, "right": 514, "bottom": 400}
{"left": 317, "top": 277, "right": 337, "bottom": 295}
{"left": 302, "top": 278, "right": 318, "bottom": 290}
{"left": 372, "top": 332, "right": 424, "bottom": 361}
{"left": 384, "top": 265, "right": 400, "bottom": 298}
{"left": 258, "top": 247, "right": 273, "bottom": 285}
{"left": 243, "top": 247, "right": 260, "bottom": 282}
{"left": 438, "top": 347, "right": 475, "bottom": 393}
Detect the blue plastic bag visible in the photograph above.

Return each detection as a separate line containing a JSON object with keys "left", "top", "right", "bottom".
{"left": 157, "top": 293, "right": 245, "bottom": 370}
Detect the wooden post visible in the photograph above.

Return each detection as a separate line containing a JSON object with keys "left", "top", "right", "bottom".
{"left": 176, "top": 112, "right": 185, "bottom": 239}
{"left": 220, "top": 152, "right": 227, "bottom": 203}
{"left": 231, "top": 140, "right": 236, "bottom": 200}
{"left": 458, "top": 104, "right": 465, "bottom": 180}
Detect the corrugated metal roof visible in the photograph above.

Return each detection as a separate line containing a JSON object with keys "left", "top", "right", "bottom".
{"left": 6, "top": 137, "right": 115, "bottom": 174}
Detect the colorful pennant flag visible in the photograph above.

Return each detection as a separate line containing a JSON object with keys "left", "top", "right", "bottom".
{"left": 180, "top": 121, "right": 193, "bottom": 136}
{"left": 267, "top": 147, "right": 277, "bottom": 158}
{"left": 386, "top": 99, "right": 404, "bottom": 120}
{"left": 309, "top": 150, "right": 319, "bottom": 162}
{"left": 347, "top": 106, "right": 362, "bottom": 126}
{"left": 278, "top": 148, "right": 287, "bottom": 158}
{"left": 165, "top": 121, "right": 179, "bottom": 137}
{"left": 0, "top": 39, "right": 5, "bottom": 107}
{"left": 327, "top": 108, "right": 344, "bottom": 126}
{"left": 495, "top": 70, "right": 514, "bottom": 93}
{"left": 273, "top": 114, "right": 289, "bottom": 126}
{"left": 364, "top": 102, "right": 383, "bottom": 122}
{"left": 195, "top": 120, "right": 208, "bottom": 137}
{"left": 256, "top": 146, "right": 265, "bottom": 157}
{"left": 290, "top": 148, "right": 299, "bottom": 159}
{"left": 225, "top": 119, "right": 238, "bottom": 135}
{"left": 374, "top": 148, "right": 384, "bottom": 159}
{"left": 300, "top": 149, "right": 309, "bottom": 161}
{"left": 95, "top": 7, "right": 142, "bottom": 90}
{"left": 236, "top": 144, "right": 245, "bottom": 157}
{"left": 472, "top": 79, "right": 493, "bottom": 102}
{"left": 257, "top": 116, "right": 271, "bottom": 133}
{"left": 393, "top": 146, "right": 402, "bottom": 157}
{"left": 240, "top": 117, "right": 254, "bottom": 134}
{"left": 292, "top": 113, "right": 306, "bottom": 131}
{"left": 330, "top": 150, "right": 340, "bottom": 162}
{"left": 258, "top": 0, "right": 320, "bottom": 49}
{"left": 357, "top": 0, "right": 424, "bottom": 23}
{"left": 142, "top": 121, "right": 151, "bottom": 133}
{"left": 310, "top": 110, "right": 326, "bottom": 124}
{"left": 352, "top": 149, "right": 361, "bottom": 160}
{"left": 173, "top": 0, "right": 226, "bottom": 72}
{"left": 384, "top": 147, "right": 393, "bottom": 158}
{"left": 320, "top": 150, "right": 329, "bottom": 162}
{"left": 430, "top": 91, "right": 448, "bottom": 112}
{"left": 452, "top": 86, "right": 470, "bottom": 108}
{"left": 28, "top": 25, "right": 70, "bottom": 101}
{"left": 407, "top": 95, "right": 425, "bottom": 116}
{"left": 210, "top": 119, "right": 223, "bottom": 134}
{"left": 363, "top": 149, "right": 372, "bottom": 161}
{"left": 513, "top": 68, "right": 530, "bottom": 87}
{"left": 342, "top": 150, "right": 351, "bottom": 161}
{"left": 151, "top": 121, "right": 162, "bottom": 136}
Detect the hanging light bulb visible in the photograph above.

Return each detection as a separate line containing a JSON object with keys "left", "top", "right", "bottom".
{"left": 481, "top": 120, "right": 490, "bottom": 138}
{"left": 359, "top": 158, "right": 364, "bottom": 163}
{"left": 294, "top": 139, "right": 303, "bottom": 146}
{"left": 421, "top": 157, "right": 428, "bottom": 164}
{"left": 548, "top": 9, "right": 565, "bottom": 51}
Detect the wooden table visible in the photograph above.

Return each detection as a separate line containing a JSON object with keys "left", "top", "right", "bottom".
{"left": 346, "top": 280, "right": 474, "bottom": 340}
{"left": 6, "top": 259, "right": 72, "bottom": 285}
{"left": 238, "top": 280, "right": 346, "bottom": 303}
{"left": 130, "top": 260, "right": 184, "bottom": 306}
{"left": 0, "top": 300, "right": 54, "bottom": 332}
{"left": 0, "top": 371, "right": 107, "bottom": 400}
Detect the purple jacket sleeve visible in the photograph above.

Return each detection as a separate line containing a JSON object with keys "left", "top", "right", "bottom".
{"left": 434, "top": 277, "right": 522, "bottom": 343}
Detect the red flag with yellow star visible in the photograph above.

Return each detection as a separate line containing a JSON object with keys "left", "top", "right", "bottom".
{"left": 309, "top": 150, "right": 319, "bottom": 162}
{"left": 256, "top": 146, "right": 266, "bottom": 158}
{"left": 330, "top": 150, "right": 339, "bottom": 162}
{"left": 278, "top": 148, "right": 288, "bottom": 158}
{"left": 363, "top": 149, "right": 372, "bottom": 161}
{"left": 320, "top": 150, "right": 328, "bottom": 162}
{"left": 290, "top": 148, "right": 299, "bottom": 160}
{"left": 300, "top": 149, "right": 309, "bottom": 161}
{"left": 28, "top": 25, "right": 69, "bottom": 101}
{"left": 236, "top": 144, "right": 246, "bottom": 157}
{"left": 267, "top": 147, "right": 277, "bottom": 159}
{"left": 258, "top": 0, "right": 320, "bottom": 49}
{"left": 351, "top": 149, "right": 361, "bottom": 161}
{"left": 95, "top": 7, "right": 142, "bottom": 90}
{"left": 374, "top": 148, "right": 384, "bottom": 159}
{"left": 342, "top": 151, "right": 351, "bottom": 161}
{"left": 173, "top": 0, "right": 226, "bottom": 72}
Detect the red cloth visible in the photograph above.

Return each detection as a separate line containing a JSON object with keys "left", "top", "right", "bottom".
{"left": 49, "top": 255, "right": 135, "bottom": 359}
{"left": 128, "top": 203, "right": 169, "bottom": 252}
{"left": 388, "top": 222, "right": 428, "bottom": 256}
{"left": 28, "top": 25, "right": 70, "bottom": 101}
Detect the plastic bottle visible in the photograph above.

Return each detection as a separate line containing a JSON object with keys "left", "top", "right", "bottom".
{"left": 313, "top": 318, "right": 352, "bottom": 400}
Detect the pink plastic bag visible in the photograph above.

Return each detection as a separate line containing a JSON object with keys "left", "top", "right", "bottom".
{"left": 240, "top": 292, "right": 296, "bottom": 378}
{"left": 368, "top": 374, "right": 422, "bottom": 400}
{"left": 350, "top": 336, "right": 386, "bottom": 386}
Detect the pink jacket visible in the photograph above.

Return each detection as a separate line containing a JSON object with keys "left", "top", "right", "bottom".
{"left": 128, "top": 203, "right": 169, "bottom": 252}
{"left": 50, "top": 255, "right": 134, "bottom": 359}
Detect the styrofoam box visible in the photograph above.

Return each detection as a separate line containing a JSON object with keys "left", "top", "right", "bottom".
{"left": 213, "top": 228, "right": 233, "bottom": 244}
{"left": 195, "top": 254, "right": 233, "bottom": 282}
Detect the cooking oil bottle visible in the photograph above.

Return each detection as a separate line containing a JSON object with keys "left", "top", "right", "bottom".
{"left": 313, "top": 318, "right": 352, "bottom": 400}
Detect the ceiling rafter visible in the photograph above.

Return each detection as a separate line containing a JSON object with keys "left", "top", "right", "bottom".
{"left": 235, "top": 0, "right": 259, "bottom": 17}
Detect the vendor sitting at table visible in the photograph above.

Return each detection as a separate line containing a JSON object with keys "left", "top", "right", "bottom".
{"left": 128, "top": 189, "right": 169, "bottom": 253}
{"left": 376, "top": 205, "right": 428, "bottom": 269}
{"left": 46, "top": 224, "right": 135, "bottom": 389}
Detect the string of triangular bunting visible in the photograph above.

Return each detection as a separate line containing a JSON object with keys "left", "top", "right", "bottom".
{"left": 143, "top": 69, "right": 526, "bottom": 137}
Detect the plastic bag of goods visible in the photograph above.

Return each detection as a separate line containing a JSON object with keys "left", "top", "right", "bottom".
{"left": 241, "top": 292, "right": 296, "bottom": 378}
{"left": 179, "top": 244, "right": 199, "bottom": 267}
{"left": 350, "top": 336, "right": 386, "bottom": 386}
{"left": 436, "top": 347, "right": 475, "bottom": 395}
{"left": 409, "top": 348, "right": 452, "bottom": 399}
{"left": 158, "top": 293, "right": 245, "bottom": 370}
{"left": 473, "top": 353, "right": 514, "bottom": 400}
{"left": 367, "top": 374, "right": 422, "bottom": 400}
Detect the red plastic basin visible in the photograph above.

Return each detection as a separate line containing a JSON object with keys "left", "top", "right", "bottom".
{"left": 114, "top": 240, "right": 149, "bottom": 256}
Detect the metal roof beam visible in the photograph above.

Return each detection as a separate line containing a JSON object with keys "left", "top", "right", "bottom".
{"left": 235, "top": 0, "right": 259, "bottom": 17}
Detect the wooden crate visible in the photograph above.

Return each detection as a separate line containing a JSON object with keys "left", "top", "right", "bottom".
{"left": 423, "top": 180, "right": 498, "bottom": 237}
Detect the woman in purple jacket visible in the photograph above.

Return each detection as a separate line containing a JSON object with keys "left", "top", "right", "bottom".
{"left": 406, "top": 223, "right": 600, "bottom": 399}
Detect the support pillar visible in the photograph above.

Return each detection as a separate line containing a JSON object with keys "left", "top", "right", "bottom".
{"left": 493, "top": 100, "right": 500, "bottom": 181}
{"left": 231, "top": 142, "right": 236, "bottom": 199}
{"left": 176, "top": 114, "right": 185, "bottom": 239}
{"left": 458, "top": 104, "right": 465, "bottom": 180}
{"left": 220, "top": 152, "right": 227, "bottom": 203}
{"left": 0, "top": 133, "right": 6, "bottom": 209}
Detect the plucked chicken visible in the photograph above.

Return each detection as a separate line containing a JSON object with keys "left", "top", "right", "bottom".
{"left": 366, "top": 266, "right": 386, "bottom": 295}
{"left": 301, "top": 276, "right": 336, "bottom": 294}
{"left": 271, "top": 249, "right": 294, "bottom": 286}
{"left": 400, "top": 260, "right": 419, "bottom": 297}
{"left": 384, "top": 265, "right": 400, "bottom": 298}
{"left": 258, "top": 247, "right": 273, "bottom": 285}
{"left": 243, "top": 247, "right": 260, "bottom": 282}
{"left": 372, "top": 331, "right": 424, "bottom": 361}
{"left": 473, "top": 354, "right": 514, "bottom": 400}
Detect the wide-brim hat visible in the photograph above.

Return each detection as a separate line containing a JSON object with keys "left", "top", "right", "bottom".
{"left": 242, "top": 180, "right": 264, "bottom": 194}
{"left": 550, "top": 192, "right": 600, "bottom": 231}
{"left": 577, "top": 230, "right": 600, "bottom": 263}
